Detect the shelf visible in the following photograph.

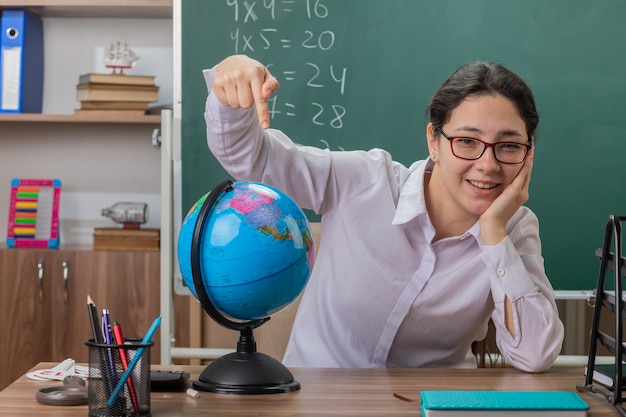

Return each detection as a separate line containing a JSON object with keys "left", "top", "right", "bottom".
{"left": 0, "top": 0, "right": 172, "bottom": 18}
{"left": 0, "top": 113, "right": 161, "bottom": 124}
{"left": 0, "top": 1, "right": 170, "bottom": 123}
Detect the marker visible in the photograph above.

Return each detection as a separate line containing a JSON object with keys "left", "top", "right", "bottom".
{"left": 107, "top": 316, "right": 161, "bottom": 407}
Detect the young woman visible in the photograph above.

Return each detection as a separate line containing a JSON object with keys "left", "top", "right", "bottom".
{"left": 203, "top": 54, "right": 564, "bottom": 372}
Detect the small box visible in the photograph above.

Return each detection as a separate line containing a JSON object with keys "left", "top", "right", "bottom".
{"left": 93, "top": 228, "right": 160, "bottom": 251}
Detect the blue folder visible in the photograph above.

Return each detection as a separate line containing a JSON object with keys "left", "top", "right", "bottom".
{"left": 0, "top": 9, "right": 44, "bottom": 113}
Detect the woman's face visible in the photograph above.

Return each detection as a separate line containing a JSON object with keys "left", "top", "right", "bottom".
{"left": 427, "top": 94, "right": 529, "bottom": 217}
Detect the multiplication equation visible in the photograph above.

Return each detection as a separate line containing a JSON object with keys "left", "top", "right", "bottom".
{"left": 227, "top": 0, "right": 335, "bottom": 52}
{"left": 227, "top": 0, "right": 330, "bottom": 22}
{"left": 225, "top": 0, "right": 349, "bottom": 148}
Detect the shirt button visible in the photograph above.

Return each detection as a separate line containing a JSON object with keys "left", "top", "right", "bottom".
{"left": 497, "top": 269, "right": 506, "bottom": 277}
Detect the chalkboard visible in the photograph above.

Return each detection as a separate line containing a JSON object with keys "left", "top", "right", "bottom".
{"left": 180, "top": 0, "right": 626, "bottom": 291}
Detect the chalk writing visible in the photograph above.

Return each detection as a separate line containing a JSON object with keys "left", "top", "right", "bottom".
{"left": 227, "top": 0, "right": 347, "bottom": 150}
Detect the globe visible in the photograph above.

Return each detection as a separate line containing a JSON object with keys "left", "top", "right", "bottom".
{"left": 177, "top": 180, "right": 316, "bottom": 321}
{"left": 177, "top": 179, "right": 316, "bottom": 394}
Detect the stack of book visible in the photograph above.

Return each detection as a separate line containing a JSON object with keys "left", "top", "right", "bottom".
{"left": 74, "top": 73, "right": 159, "bottom": 116}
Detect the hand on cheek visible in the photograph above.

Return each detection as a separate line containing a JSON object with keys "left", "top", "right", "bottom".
{"left": 479, "top": 149, "right": 534, "bottom": 245}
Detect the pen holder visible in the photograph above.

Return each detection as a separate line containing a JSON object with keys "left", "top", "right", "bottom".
{"left": 85, "top": 338, "right": 153, "bottom": 417}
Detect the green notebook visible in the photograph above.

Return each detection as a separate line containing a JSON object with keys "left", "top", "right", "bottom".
{"left": 419, "top": 390, "right": 589, "bottom": 416}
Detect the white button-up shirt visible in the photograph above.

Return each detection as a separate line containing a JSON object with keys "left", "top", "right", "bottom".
{"left": 203, "top": 68, "right": 564, "bottom": 372}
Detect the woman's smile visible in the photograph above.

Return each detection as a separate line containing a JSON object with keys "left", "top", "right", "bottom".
{"left": 467, "top": 179, "right": 499, "bottom": 190}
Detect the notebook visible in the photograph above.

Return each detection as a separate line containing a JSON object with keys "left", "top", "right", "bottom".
{"left": 419, "top": 390, "right": 589, "bottom": 416}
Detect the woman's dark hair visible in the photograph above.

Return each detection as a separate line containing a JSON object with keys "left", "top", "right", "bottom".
{"left": 428, "top": 61, "right": 539, "bottom": 141}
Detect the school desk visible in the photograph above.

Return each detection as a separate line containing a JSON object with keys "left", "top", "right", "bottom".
{"left": 0, "top": 362, "right": 618, "bottom": 416}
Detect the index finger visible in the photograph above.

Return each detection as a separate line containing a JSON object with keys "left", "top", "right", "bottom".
{"left": 251, "top": 72, "right": 279, "bottom": 129}
{"left": 252, "top": 80, "right": 270, "bottom": 129}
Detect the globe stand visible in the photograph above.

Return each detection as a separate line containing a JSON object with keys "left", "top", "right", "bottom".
{"left": 193, "top": 326, "right": 300, "bottom": 394}
{"left": 190, "top": 179, "right": 301, "bottom": 394}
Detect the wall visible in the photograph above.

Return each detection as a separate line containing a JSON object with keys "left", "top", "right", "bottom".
{"left": 0, "top": 17, "right": 172, "bottom": 245}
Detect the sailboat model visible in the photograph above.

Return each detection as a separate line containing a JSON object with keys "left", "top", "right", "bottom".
{"left": 104, "top": 41, "right": 139, "bottom": 73}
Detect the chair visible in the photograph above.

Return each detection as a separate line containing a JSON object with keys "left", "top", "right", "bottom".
{"left": 472, "top": 319, "right": 505, "bottom": 368}
{"left": 577, "top": 215, "right": 626, "bottom": 416}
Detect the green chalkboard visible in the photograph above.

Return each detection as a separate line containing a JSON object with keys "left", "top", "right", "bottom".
{"left": 180, "top": 0, "right": 626, "bottom": 291}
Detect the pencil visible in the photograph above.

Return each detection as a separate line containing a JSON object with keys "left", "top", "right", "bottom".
{"left": 87, "top": 295, "right": 104, "bottom": 343}
{"left": 87, "top": 295, "right": 116, "bottom": 407}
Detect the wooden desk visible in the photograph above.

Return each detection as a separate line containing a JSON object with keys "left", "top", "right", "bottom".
{"left": 0, "top": 362, "right": 619, "bottom": 416}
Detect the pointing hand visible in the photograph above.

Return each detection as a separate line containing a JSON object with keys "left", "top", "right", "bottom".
{"left": 213, "top": 55, "right": 280, "bottom": 129}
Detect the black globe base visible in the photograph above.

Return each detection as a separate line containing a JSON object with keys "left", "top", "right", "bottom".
{"left": 192, "top": 327, "right": 300, "bottom": 395}
{"left": 193, "top": 351, "right": 300, "bottom": 394}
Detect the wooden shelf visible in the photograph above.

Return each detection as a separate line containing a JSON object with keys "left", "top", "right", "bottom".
{"left": 0, "top": 113, "right": 161, "bottom": 124}
{"left": 0, "top": 0, "right": 172, "bottom": 18}
{"left": 0, "top": 1, "right": 169, "bottom": 123}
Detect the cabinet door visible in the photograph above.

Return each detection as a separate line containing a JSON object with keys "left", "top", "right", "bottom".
{"left": 0, "top": 249, "right": 55, "bottom": 389}
{"left": 88, "top": 250, "right": 163, "bottom": 361}
{"left": 0, "top": 249, "right": 96, "bottom": 389}
{"left": 46, "top": 250, "right": 92, "bottom": 363}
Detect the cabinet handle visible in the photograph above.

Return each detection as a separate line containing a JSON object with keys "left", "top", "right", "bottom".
{"left": 62, "top": 259, "right": 69, "bottom": 304}
{"left": 37, "top": 258, "right": 44, "bottom": 303}
{"left": 152, "top": 128, "right": 161, "bottom": 149}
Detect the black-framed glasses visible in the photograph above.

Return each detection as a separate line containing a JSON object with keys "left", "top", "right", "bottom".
{"left": 435, "top": 128, "right": 532, "bottom": 164}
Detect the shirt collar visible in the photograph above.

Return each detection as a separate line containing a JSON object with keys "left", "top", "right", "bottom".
{"left": 391, "top": 158, "right": 433, "bottom": 225}
{"left": 392, "top": 158, "right": 482, "bottom": 242}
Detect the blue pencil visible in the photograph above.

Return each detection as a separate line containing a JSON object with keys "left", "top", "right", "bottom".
{"left": 107, "top": 315, "right": 161, "bottom": 407}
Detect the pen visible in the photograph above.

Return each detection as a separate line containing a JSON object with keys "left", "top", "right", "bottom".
{"left": 102, "top": 309, "right": 117, "bottom": 384}
{"left": 112, "top": 321, "right": 140, "bottom": 414}
{"left": 102, "top": 309, "right": 112, "bottom": 343}
{"left": 107, "top": 316, "right": 161, "bottom": 407}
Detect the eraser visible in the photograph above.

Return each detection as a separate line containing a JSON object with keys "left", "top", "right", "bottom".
{"left": 186, "top": 388, "right": 200, "bottom": 398}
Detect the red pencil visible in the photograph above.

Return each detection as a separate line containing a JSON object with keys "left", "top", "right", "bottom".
{"left": 112, "top": 321, "right": 140, "bottom": 413}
